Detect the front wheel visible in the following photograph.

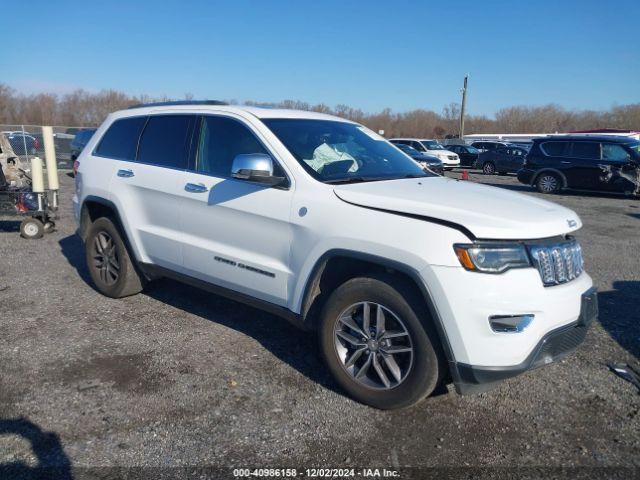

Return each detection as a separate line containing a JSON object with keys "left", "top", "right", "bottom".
{"left": 319, "top": 276, "right": 442, "bottom": 409}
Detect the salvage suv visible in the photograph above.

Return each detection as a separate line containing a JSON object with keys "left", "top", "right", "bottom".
{"left": 73, "top": 101, "right": 597, "bottom": 409}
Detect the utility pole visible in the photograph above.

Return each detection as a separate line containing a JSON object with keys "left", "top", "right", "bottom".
{"left": 459, "top": 74, "right": 468, "bottom": 139}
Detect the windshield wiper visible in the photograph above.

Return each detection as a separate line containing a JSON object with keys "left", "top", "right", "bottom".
{"left": 324, "top": 177, "right": 370, "bottom": 184}
{"left": 325, "top": 174, "right": 428, "bottom": 184}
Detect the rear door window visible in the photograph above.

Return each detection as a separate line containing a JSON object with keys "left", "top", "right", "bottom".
{"left": 137, "top": 115, "right": 196, "bottom": 169}
{"left": 570, "top": 142, "right": 601, "bottom": 160}
{"left": 95, "top": 117, "right": 147, "bottom": 161}
{"left": 540, "top": 141, "right": 569, "bottom": 157}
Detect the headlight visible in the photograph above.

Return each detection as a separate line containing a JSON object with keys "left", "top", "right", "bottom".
{"left": 454, "top": 243, "right": 530, "bottom": 273}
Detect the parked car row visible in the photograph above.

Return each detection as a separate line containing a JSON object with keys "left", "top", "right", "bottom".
{"left": 389, "top": 138, "right": 460, "bottom": 170}
{"left": 446, "top": 136, "right": 639, "bottom": 197}
{"left": 392, "top": 143, "right": 444, "bottom": 174}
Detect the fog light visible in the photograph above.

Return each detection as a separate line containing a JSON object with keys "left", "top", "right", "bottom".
{"left": 489, "top": 314, "right": 534, "bottom": 333}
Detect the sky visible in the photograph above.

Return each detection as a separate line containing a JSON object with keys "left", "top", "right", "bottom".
{"left": 2, "top": 0, "right": 639, "bottom": 116}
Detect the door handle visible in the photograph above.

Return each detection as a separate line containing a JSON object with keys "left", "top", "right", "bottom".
{"left": 185, "top": 182, "right": 208, "bottom": 193}
{"left": 117, "top": 169, "right": 135, "bottom": 178}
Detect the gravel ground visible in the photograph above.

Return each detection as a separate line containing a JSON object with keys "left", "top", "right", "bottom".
{"left": 0, "top": 171, "right": 638, "bottom": 479}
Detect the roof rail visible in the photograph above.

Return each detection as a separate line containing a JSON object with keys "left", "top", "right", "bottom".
{"left": 127, "top": 100, "right": 228, "bottom": 109}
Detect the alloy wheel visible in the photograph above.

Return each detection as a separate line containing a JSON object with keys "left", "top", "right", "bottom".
{"left": 333, "top": 302, "right": 414, "bottom": 390}
{"left": 539, "top": 175, "right": 558, "bottom": 193}
{"left": 92, "top": 231, "right": 120, "bottom": 286}
{"left": 483, "top": 162, "right": 495, "bottom": 175}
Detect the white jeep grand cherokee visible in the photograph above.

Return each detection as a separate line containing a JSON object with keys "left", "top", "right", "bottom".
{"left": 73, "top": 101, "right": 597, "bottom": 409}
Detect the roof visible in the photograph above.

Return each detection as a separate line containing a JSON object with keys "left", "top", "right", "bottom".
{"left": 532, "top": 135, "right": 638, "bottom": 144}
{"left": 128, "top": 100, "right": 228, "bottom": 109}
{"left": 113, "top": 102, "right": 349, "bottom": 122}
{"left": 569, "top": 128, "right": 640, "bottom": 134}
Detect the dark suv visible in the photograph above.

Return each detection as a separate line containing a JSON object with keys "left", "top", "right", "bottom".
{"left": 470, "top": 141, "right": 514, "bottom": 152}
{"left": 70, "top": 128, "right": 97, "bottom": 162}
{"left": 476, "top": 145, "right": 528, "bottom": 175}
{"left": 517, "top": 136, "right": 640, "bottom": 195}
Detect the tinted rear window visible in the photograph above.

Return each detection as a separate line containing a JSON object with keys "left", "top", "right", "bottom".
{"left": 137, "top": 115, "right": 196, "bottom": 169}
{"left": 95, "top": 117, "right": 147, "bottom": 160}
{"left": 540, "top": 141, "right": 569, "bottom": 156}
{"left": 571, "top": 142, "right": 600, "bottom": 160}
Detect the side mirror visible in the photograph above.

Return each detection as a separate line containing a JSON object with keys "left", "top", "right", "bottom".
{"left": 231, "top": 153, "right": 285, "bottom": 186}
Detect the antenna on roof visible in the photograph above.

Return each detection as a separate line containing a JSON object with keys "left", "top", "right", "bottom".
{"left": 127, "top": 100, "right": 228, "bottom": 109}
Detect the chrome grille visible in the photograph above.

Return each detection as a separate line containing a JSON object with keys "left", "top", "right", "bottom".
{"left": 529, "top": 240, "right": 584, "bottom": 286}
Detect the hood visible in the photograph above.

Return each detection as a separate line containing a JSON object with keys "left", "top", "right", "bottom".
{"left": 431, "top": 149, "right": 456, "bottom": 156}
{"left": 414, "top": 154, "right": 442, "bottom": 164}
{"left": 334, "top": 177, "right": 582, "bottom": 240}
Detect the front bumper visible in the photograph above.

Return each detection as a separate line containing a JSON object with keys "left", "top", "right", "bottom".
{"left": 439, "top": 157, "right": 460, "bottom": 169}
{"left": 453, "top": 287, "right": 597, "bottom": 393}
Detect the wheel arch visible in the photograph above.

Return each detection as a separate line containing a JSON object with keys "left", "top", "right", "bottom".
{"left": 80, "top": 195, "right": 151, "bottom": 281}
{"left": 299, "top": 249, "right": 458, "bottom": 379}
{"left": 79, "top": 196, "right": 125, "bottom": 242}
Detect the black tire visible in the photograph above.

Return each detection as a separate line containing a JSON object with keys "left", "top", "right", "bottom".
{"left": 85, "top": 217, "right": 144, "bottom": 298}
{"left": 319, "top": 275, "right": 442, "bottom": 409}
{"left": 535, "top": 172, "right": 561, "bottom": 194}
{"left": 20, "top": 218, "right": 44, "bottom": 239}
{"left": 482, "top": 162, "right": 496, "bottom": 175}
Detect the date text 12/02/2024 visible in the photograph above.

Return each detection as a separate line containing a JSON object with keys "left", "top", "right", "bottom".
{"left": 232, "top": 468, "right": 401, "bottom": 478}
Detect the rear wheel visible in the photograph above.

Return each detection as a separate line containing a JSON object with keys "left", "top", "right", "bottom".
{"left": 482, "top": 162, "right": 496, "bottom": 175}
{"left": 319, "top": 276, "right": 441, "bottom": 409}
{"left": 85, "top": 217, "right": 144, "bottom": 298}
{"left": 536, "top": 173, "right": 561, "bottom": 194}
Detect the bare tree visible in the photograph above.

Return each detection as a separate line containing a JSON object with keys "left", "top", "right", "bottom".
{"left": 0, "top": 83, "right": 638, "bottom": 137}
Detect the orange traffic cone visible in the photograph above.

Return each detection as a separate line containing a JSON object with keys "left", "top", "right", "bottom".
{"left": 461, "top": 170, "right": 469, "bottom": 181}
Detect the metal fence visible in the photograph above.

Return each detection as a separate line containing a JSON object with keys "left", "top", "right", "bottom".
{"left": 0, "top": 124, "right": 92, "bottom": 170}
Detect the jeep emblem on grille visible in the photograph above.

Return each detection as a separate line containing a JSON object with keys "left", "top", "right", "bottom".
{"left": 567, "top": 219, "right": 577, "bottom": 228}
